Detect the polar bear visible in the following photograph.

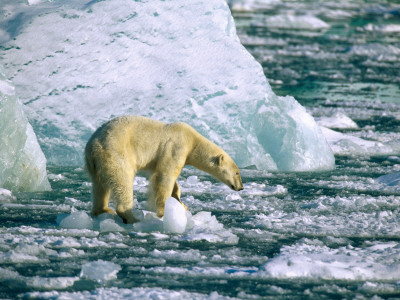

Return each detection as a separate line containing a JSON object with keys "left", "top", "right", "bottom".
{"left": 85, "top": 116, "right": 243, "bottom": 224}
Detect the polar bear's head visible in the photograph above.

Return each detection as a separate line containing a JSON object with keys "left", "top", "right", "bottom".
{"left": 212, "top": 154, "right": 244, "bottom": 191}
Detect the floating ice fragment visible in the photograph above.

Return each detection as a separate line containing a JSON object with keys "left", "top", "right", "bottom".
{"left": 80, "top": 260, "right": 121, "bottom": 282}
{"left": 163, "top": 197, "right": 187, "bottom": 234}
{"left": 59, "top": 211, "right": 93, "bottom": 230}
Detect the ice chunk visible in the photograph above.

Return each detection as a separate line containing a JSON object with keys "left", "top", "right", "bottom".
{"left": 163, "top": 197, "right": 187, "bottom": 234}
{"left": 0, "top": 0, "right": 335, "bottom": 172}
{"left": 0, "top": 67, "right": 50, "bottom": 192}
{"left": 80, "top": 260, "right": 121, "bottom": 281}
{"left": 58, "top": 210, "right": 93, "bottom": 230}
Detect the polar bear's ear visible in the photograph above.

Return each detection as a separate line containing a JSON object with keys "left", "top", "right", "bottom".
{"left": 212, "top": 154, "right": 224, "bottom": 166}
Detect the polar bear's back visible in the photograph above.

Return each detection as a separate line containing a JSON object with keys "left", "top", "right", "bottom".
{"left": 85, "top": 115, "right": 197, "bottom": 173}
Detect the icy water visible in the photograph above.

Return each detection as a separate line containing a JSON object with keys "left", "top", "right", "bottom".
{"left": 2, "top": 0, "right": 400, "bottom": 299}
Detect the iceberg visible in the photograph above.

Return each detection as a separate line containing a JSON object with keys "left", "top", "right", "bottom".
{"left": 0, "top": 0, "right": 334, "bottom": 171}
{"left": 0, "top": 67, "right": 50, "bottom": 192}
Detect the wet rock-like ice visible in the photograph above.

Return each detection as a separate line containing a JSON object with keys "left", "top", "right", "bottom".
{"left": 0, "top": 0, "right": 334, "bottom": 172}
{"left": 0, "top": 68, "right": 50, "bottom": 192}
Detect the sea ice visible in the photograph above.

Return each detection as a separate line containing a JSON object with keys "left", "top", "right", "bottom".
{"left": 0, "top": 0, "right": 334, "bottom": 172}
{"left": 0, "top": 67, "right": 50, "bottom": 192}
{"left": 163, "top": 197, "right": 187, "bottom": 234}
{"left": 80, "top": 260, "right": 121, "bottom": 282}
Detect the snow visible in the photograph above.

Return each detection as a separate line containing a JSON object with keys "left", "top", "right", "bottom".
{"left": 0, "top": 67, "right": 50, "bottom": 192}
{"left": 0, "top": 0, "right": 334, "bottom": 172}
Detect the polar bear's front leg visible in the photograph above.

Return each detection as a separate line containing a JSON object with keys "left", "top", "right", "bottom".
{"left": 147, "top": 172, "right": 177, "bottom": 218}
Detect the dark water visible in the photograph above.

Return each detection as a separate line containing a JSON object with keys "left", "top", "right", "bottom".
{"left": 1, "top": 0, "right": 400, "bottom": 299}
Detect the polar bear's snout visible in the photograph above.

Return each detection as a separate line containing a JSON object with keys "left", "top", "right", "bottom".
{"left": 230, "top": 176, "right": 244, "bottom": 191}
